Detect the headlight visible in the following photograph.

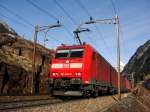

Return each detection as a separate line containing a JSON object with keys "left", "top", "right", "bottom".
{"left": 75, "top": 72, "right": 81, "bottom": 76}
{"left": 52, "top": 72, "right": 58, "bottom": 76}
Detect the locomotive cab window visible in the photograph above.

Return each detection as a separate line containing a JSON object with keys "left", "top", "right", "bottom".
{"left": 55, "top": 49, "right": 69, "bottom": 59}
{"left": 92, "top": 52, "right": 96, "bottom": 60}
{"left": 70, "top": 48, "right": 84, "bottom": 58}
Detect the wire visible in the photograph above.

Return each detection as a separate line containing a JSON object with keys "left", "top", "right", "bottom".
{"left": 75, "top": 0, "right": 98, "bottom": 45}
{"left": 47, "top": 34, "right": 63, "bottom": 43}
{"left": 63, "top": 26, "right": 74, "bottom": 38}
{"left": 26, "top": 0, "right": 58, "bottom": 21}
{"left": 53, "top": 0, "right": 90, "bottom": 44}
{"left": 109, "top": 0, "right": 127, "bottom": 62}
{"left": 94, "top": 26, "right": 114, "bottom": 58}
{"left": 26, "top": 0, "right": 74, "bottom": 44}
{"left": 53, "top": 0, "right": 97, "bottom": 46}
{"left": 76, "top": 0, "right": 91, "bottom": 17}
{"left": 0, "top": 4, "right": 34, "bottom": 28}
{"left": 0, "top": 12, "right": 29, "bottom": 28}
{"left": 75, "top": 0, "right": 114, "bottom": 59}
{"left": 110, "top": 0, "right": 117, "bottom": 15}
{"left": 53, "top": 0, "right": 98, "bottom": 47}
{"left": 53, "top": 0, "right": 78, "bottom": 26}
{"left": 75, "top": 0, "right": 101, "bottom": 47}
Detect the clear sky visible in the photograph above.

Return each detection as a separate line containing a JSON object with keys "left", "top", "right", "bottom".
{"left": 0, "top": 0, "right": 150, "bottom": 67}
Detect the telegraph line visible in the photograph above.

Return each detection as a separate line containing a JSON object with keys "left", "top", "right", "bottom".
{"left": 0, "top": 4, "right": 34, "bottom": 28}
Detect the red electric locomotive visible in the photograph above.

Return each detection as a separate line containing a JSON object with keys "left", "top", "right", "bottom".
{"left": 49, "top": 44, "right": 130, "bottom": 97}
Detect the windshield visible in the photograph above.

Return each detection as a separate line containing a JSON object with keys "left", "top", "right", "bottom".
{"left": 55, "top": 49, "right": 69, "bottom": 59}
{"left": 55, "top": 48, "right": 84, "bottom": 59}
{"left": 70, "top": 49, "right": 84, "bottom": 58}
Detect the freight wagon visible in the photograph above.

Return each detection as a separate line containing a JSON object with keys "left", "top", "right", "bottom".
{"left": 48, "top": 44, "right": 130, "bottom": 97}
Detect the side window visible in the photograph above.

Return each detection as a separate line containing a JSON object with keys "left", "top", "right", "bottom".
{"left": 92, "top": 52, "right": 96, "bottom": 60}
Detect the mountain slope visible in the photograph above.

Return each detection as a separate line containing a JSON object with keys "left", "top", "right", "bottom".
{"left": 122, "top": 39, "right": 150, "bottom": 83}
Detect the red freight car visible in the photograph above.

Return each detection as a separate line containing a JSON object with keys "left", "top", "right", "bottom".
{"left": 49, "top": 44, "right": 130, "bottom": 97}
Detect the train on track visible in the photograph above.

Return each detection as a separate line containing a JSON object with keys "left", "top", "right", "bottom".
{"left": 48, "top": 43, "right": 131, "bottom": 97}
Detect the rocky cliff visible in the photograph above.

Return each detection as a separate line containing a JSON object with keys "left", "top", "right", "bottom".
{"left": 0, "top": 20, "right": 17, "bottom": 35}
{"left": 0, "top": 22, "right": 53, "bottom": 95}
{"left": 105, "top": 76, "right": 150, "bottom": 112}
{"left": 122, "top": 39, "right": 150, "bottom": 83}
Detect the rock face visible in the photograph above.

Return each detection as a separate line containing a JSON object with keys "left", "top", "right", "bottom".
{"left": 122, "top": 40, "right": 150, "bottom": 83}
{"left": 0, "top": 22, "right": 53, "bottom": 95}
{"left": 0, "top": 20, "right": 17, "bottom": 35}
{"left": 105, "top": 76, "right": 150, "bottom": 112}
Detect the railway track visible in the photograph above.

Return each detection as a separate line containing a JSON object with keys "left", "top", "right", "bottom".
{"left": 0, "top": 93, "right": 129, "bottom": 111}
{"left": 0, "top": 97, "right": 62, "bottom": 110}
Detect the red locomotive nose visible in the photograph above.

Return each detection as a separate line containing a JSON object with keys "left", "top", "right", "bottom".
{"left": 50, "top": 46, "right": 85, "bottom": 79}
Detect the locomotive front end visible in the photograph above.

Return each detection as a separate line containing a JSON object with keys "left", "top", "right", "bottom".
{"left": 49, "top": 45, "right": 85, "bottom": 96}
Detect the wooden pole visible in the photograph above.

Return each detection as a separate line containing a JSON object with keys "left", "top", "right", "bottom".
{"left": 31, "top": 25, "right": 39, "bottom": 94}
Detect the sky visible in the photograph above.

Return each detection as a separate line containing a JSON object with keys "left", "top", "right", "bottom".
{"left": 0, "top": 0, "right": 150, "bottom": 67}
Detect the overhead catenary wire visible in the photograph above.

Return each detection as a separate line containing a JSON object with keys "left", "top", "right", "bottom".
{"left": 110, "top": 0, "right": 117, "bottom": 15}
{"left": 75, "top": 0, "right": 114, "bottom": 61}
{"left": 53, "top": 0, "right": 78, "bottom": 26}
{"left": 53, "top": 0, "right": 96, "bottom": 45}
{"left": 0, "top": 12, "right": 29, "bottom": 28}
{"left": 94, "top": 25, "right": 114, "bottom": 56}
{"left": 26, "top": 0, "right": 74, "bottom": 44}
{"left": 46, "top": 34, "right": 63, "bottom": 44}
{"left": 74, "top": 1, "right": 98, "bottom": 46}
{"left": 0, "top": 4, "right": 34, "bottom": 28}
{"left": 75, "top": 0, "right": 91, "bottom": 18}
{"left": 36, "top": 30, "right": 64, "bottom": 44}
{"left": 26, "top": 0, "right": 58, "bottom": 21}
{"left": 0, "top": 3, "right": 63, "bottom": 44}
{"left": 109, "top": 0, "right": 121, "bottom": 100}
{"left": 109, "top": 0, "right": 127, "bottom": 63}
{"left": 63, "top": 27, "right": 75, "bottom": 40}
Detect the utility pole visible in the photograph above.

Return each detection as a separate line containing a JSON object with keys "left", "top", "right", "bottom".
{"left": 31, "top": 23, "right": 62, "bottom": 94}
{"left": 31, "top": 25, "right": 39, "bottom": 94}
{"left": 77, "top": 15, "right": 121, "bottom": 100}
{"left": 115, "top": 15, "right": 121, "bottom": 100}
